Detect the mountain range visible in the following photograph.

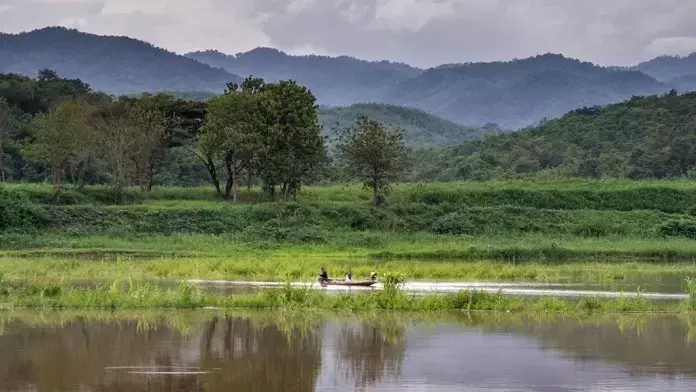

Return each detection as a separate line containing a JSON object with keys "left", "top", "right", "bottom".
{"left": 2, "top": 27, "right": 696, "bottom": 130}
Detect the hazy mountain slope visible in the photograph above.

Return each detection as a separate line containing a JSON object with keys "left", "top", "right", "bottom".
{"left": 319, "top": 103, "right": 495, "bottom": 148}
{"left": 632, "top": 53, "right": 696, "bottom": 92}
{"left": 185, "top": 48, "right": 421, "bottom": 106}
{"left": 0, "top": 27, "right": 240, "bottom": 95}
{"left": 384, "top": 54, "right": 669, "bottom": 129}
{"left": 414, "top": 90, "right": 696, "bottom": 181}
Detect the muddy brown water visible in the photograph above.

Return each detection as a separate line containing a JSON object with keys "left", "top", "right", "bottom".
{"left": 2, "top": 311, "right": 696, "bottom": 391}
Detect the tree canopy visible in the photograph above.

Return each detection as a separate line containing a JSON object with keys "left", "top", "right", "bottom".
{"left": 413, "top": 90, "right": 696, "bottom": 181}
{"left": 337, "top": 116, "right": 410, "bottom": 206}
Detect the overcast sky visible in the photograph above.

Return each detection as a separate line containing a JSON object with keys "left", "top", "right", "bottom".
{"left": 1, "top": 0, "right": 695, "bottom": 67}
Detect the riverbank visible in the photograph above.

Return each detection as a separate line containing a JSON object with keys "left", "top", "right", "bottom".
{"left": 5, "top": 180, "right": 696, "bottom": 264}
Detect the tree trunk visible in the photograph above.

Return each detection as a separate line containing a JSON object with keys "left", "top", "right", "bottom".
{"left": 224, "top": 151, "right": 234, "bottom": 201}
{"left": 0, "top": 138, "right": 5, "bottom": 182}
{"left": 372, "top": 181, "right": 378, "bottom": 207}
{"left": 231, "top": 161, "right": 237, "bottom": 203}
{"left": 204, "top": 157, "right": 221, "bottom": 195}
{"left": 52, "top": 165, "right": 62, "bottom": 189}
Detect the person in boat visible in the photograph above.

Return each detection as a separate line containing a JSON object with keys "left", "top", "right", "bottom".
{"left": 370, "top": 272, "right": 377, "bottom": 282}
{"left": 345, "top": 272, "right": 352, "bottom": 281}
{"left": 319, "top": 267, "right": 329, "bottom": 283}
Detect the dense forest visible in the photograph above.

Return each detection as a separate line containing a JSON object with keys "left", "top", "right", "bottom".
{"left": 412, "top": 90, "right": 696, "bottom": 181}
{"left": 0, "top": 27, "right": 241, "bottom": 94}
{"left": 2, "top": 27, "right": 693, "bottom": 130}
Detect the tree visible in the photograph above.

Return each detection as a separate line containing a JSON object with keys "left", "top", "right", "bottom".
{"left": 0, "top": 98, "right": 13, "bottom": 182}
{"left": 92, "top": 103, "right": 167, "bottom": 193}
{"left": 24, "top": 100, "right": 96, "bottom": 188}
{"left": 255, "top": 80, "right": 325, "bottom": 201}
{"left": 337, "top": 116, "right": 410, "bottom": 206}
{"left": 196, "top": 77, "right": 264, "bottom": 201}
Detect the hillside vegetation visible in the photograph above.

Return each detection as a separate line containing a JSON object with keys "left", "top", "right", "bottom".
{"left": 5, "top": 181, "right": 696, "bottom": 263}
{"left": 0, "top": 27, "right": 240, "bottom": 94}
{"left": 318, "top": 103, "right": 497, "bottom": 147}
{"left": 415, "top": 91, "right": 696, "bottom": 181}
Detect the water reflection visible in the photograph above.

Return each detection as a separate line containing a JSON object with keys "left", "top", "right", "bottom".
{"left": 3, "top": 311, "right": 696, "bottom": 391}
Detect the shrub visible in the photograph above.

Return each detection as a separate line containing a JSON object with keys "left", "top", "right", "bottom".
{"left": 431, "top": 213, "right": 478, "bottom": 235}
{"left": 657, "top": 220, "right": 696, "bottom": 239}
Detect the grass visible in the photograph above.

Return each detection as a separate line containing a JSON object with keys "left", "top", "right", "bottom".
{"left": 5, "top": 180, "right": 696, "bottom": 290}
{"left": 0, "top": 278, "right": 677, "bottom": 313}
{"left": 2, "top": 253, "right": 696, "bottom": 285}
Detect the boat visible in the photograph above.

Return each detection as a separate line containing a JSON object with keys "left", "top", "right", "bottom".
{"left": 319, "top": 279, "right": 377, "bottom": 287}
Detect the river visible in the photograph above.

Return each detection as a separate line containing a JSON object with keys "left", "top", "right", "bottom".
{"left": 2, "top": 310, "right": 696, "bottom": 391}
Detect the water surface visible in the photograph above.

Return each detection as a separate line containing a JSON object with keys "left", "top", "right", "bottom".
{"left": 2, "top": 311, "right": 696, "bottom": 391}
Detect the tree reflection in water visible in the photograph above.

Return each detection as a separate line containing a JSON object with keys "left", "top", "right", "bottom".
{"left": 198, "top": 315, "right": 322, "bottom": 392}
{"left": 335, "top": 318, "right": 407, "bottom": 389}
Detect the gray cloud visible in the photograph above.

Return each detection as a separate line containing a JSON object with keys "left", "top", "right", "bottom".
{"left": 1, "top": 0, "right": 696, "bottom": 67}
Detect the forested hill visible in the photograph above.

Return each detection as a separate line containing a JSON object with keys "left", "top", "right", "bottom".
{"left": 185, "top": 49, "right": 421, "bottom": 106}
{"left": 318, "top": 103, "right": 497, "bottom": 148}
{"left": 414, "top": 91, "right": 696, "bottom": 181}
{"left": 384, "top": 54, "right": 670, "bottom": 129}
{"left": 0, "top": 27, "right": 240, "bottom": 94}
{"left": 632, "top": 53, "right": 696, "bottom": 92}
{"left": 1, "top": 27, "right": 687, "bottom": 129}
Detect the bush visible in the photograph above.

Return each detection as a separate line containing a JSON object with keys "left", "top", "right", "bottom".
{"left": 431, "top": 213, "right": 478, "bottom": 235}
{"left": 688, "top": 205, "right": 696, "bottom": 217}
{"left": 657, "top": 220, "right": 696, "bottom": 239}
{"left": 243, "top": 219, "right": 327, "bottom": 244}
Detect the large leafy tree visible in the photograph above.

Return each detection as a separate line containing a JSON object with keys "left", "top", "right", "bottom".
{"left": 255, "top": 80, "right": 325, "bottom": 201}
{"left": 92, "top": 102, "right": 167, "bottom": 193}
{"left": 337, "top": 116, "right": 410, "bottom": 206}
{"left": 196, "top": 77, "right": 264, "bottom": 201}
{"left": 24, "top": 100, "right": 97, "bottom": 188}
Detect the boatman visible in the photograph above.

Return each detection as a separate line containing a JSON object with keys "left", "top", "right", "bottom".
{"left": 319, "top": 267, "right": 329, "bottom": 283}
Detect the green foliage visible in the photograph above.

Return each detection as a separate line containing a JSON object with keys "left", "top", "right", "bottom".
{"left": 337, "top": 116, "right": 411, "bottom": 205}
{"left": 417, "top": 91, "right": 696, "bottom": 181}
{"left": 657, "top": 220, "right": 696, "bottom": 239}
{"left": 198, "top": 77, "right": 325, "bottom": 201}
{"left": 319, "top": 103, "right": 490, "bottom": 147}
{"left": 431, "top": 213, "right": 478, "bottom": 235}
{"left": 24, "top": 99, "right": 96, "bottom": 187}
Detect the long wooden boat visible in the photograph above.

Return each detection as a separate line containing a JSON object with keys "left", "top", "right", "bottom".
{"left": 319, "top": 279, "right": 377, "bottom": 287}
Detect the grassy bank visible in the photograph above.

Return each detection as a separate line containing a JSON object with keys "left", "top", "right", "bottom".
{"left": 0, "top": 278, "right": 694, "bottom": 314}
{"left": 2, "top": 252, "right": 696, "bottom": 285}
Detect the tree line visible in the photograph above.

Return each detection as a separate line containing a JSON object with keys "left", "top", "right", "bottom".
{"left": 0, "top": 70, "right": 411, "bottom": 205}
